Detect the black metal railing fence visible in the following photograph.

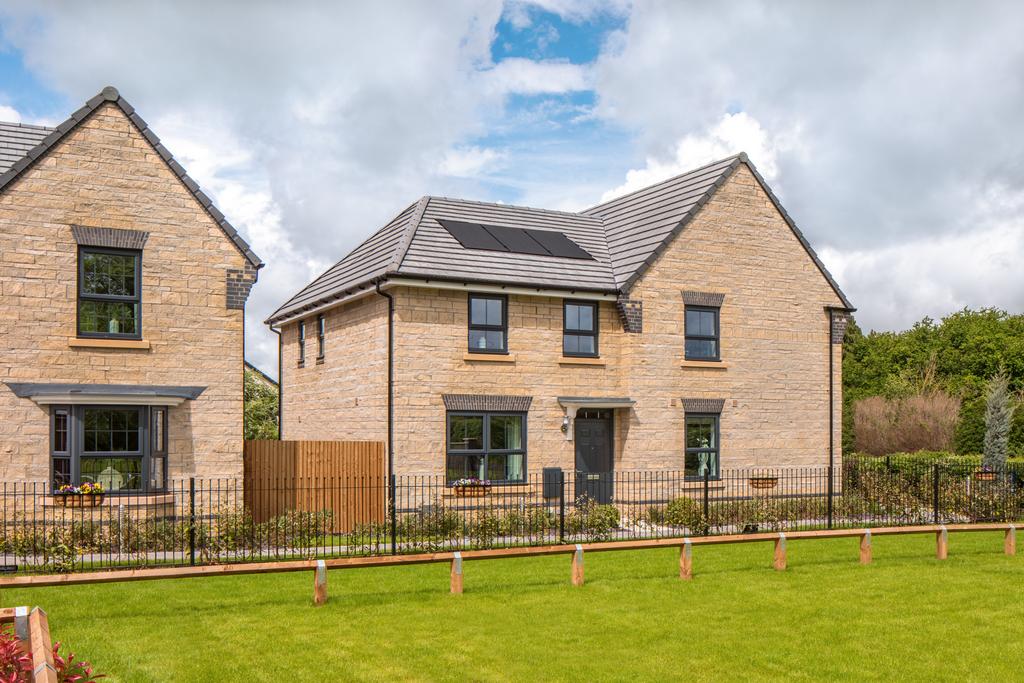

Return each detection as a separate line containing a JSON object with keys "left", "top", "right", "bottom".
{"left": 1, "top": 459, "right": 1021, "bottom": 574}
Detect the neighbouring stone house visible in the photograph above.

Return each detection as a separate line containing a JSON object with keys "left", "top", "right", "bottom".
{"left": 267, "top": 154, "right": 852, "bottom": 500}
{"left": 0, "top": 86, "right": 262, "bottom": 493}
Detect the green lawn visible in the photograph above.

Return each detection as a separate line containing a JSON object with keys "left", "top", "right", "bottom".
{"left": 2, "top": 532, "right": 1021, "bottom": 682}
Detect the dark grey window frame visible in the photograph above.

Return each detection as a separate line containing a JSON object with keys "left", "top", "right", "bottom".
{"left": 298, "top": 320, "right": 306, "bottom": 367}
{"left": 684, "top": 413, "right": 720, "bottom": 481}
{"left": 467, "top": 293, "right": 508, "bottom": 355}
{"left": 563, "top": 300, "right": 599, "bottom": 358}
{"left": 684, "top": 305, "right": 720, "bottom": 361}
{"left": 445, "top": 410, "right": 527, "bottom": 484}
{"left": 76, "top": 246, "right": 143, "bottom": 340}
{"left": 49, "top": 405, "right": 169, "bottom": 493}
{"left": 316, "top": 314, "right": 326, "bottom": 362}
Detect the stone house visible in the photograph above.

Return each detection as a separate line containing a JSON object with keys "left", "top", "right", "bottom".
{"left": 0, "top": 86, "right": 262, "bottom": 493}
{"left": 267, "top": 154, "right": 852, "bottom": 499}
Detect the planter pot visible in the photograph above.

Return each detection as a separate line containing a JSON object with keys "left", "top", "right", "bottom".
{"left": 54, "top": 494, "right": 105, "bottom": 508}
{"left": 748, "top": 477, "right": 779, "bottom": 491}
{"left": 973, "top": 471, "right": 997, "bottom": 482}
{"left": 454, "top": 485, "right": 490, "bottom": 498}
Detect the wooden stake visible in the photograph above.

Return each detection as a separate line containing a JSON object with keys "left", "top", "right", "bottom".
{"left": 450, "top": 552, "right": 463, "bottom": 594}
{"left": 28, "top": 608, "right": 56, "bottom": 683}
{"left": 774, "top": 532, "right": 787, "bottom": 571}
{"left": 936, "top": 525, "right": 948, "bottom": 560}
{"left": 679, "top": 538, "right": 693, "bottom": 580}
{"left": 859, "top": 529, "right": 872, "bottom": 565}
{"left": 313, "top": 560, "right": 328, "bottom": 605}
{"left": 571, "top": 544, "right": 584, "bottom": 586}
{"left": 1006, "top": 525, "right": 1016, "bottom": 556}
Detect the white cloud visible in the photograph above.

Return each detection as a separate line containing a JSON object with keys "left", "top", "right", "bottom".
{"left": 0, "top": 105, "right": 21, "bottom": 122}
{"left": 480, "top": 58, "right": 590, "bottom": 96}
{"left": 599, "top": 111, "right": 793, "bottom": 202}
{"left": 438, "top": 146, "right": 505, "bottom": 177}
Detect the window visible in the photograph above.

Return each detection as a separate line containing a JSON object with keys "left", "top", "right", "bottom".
{"left": 50, "top": 405, "right": 169, "bottom": 492}
{"left": 298, "top": 321, "right": 306, "bottom": 367}
{"left": 446, "top": 412, "right": 526, "bottom": 483}
{"left": 563, "top": 300, "right": 598, "bottom": 357}
{"left": 685, "top": 306, "right": 719, "bottom": 360}
{"left": 685, "top": 414, "right": 719, "bottom": 479}
{"left": 77, "top": 247, "right": 141, "bottom": 338}
{"left": 467, "top": 294, "right": 507, "bottom": 353}
{"left": 316, "top": 314, "right": 326, "bottom": 361}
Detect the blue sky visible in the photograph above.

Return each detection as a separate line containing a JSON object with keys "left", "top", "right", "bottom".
{"left": 2, "top": 1, "right": 1023, "bottom": 377}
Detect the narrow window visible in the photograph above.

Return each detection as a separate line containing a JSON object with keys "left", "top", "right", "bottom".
{"left": 685, "top": 414, "right": 719, "bottom": 479}
{"left": 150, "top": 407, "right": 167, "bottom": 491}
{"left": 467, "top": 294, "right": 507, "bottom": 353}
{"left": 51, "top": 408, "right": 71, "bottom": 488}
{"left": 316, "top": 314, "right": 325, "bottom": 361}
{"left": 685, "top": 306, "right": 720, "bottom": 360}
{"left": 298, "top": 321, "right": 306, "bottom": 367}
{"left": 563, "top": 300, "right": 598, "bottom": 357}
{"left": 77, "top": 247, "right": 142, "bottom": 339}
{"left": 446, "top": 412, "right": 526, "bottom": 483}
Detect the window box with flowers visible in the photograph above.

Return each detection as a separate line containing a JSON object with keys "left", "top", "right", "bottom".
{"left": 53, "top": 482, "right": 106, "bottom": 507}
{"left": 451, "top": 478, "right": 492, "bottom": 497}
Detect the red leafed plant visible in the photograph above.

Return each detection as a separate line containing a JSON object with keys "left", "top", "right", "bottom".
{"left": 52, "top": 641, "right": 105, "bottom": 682}
{"left": 0, "top": 624, "right": 104, "bottom": 683}
{"left": 0, "top": 626, "right": 32, "bottom": 683}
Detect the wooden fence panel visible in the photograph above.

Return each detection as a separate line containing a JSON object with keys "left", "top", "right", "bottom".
{"left": 243, "top": 440, "right": 386, "bottom": 532}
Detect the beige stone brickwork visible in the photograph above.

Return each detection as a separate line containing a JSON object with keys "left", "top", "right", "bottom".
{"left": 280, "top": 164, "right": 845, "bottom": 477}
{"left": 0, "top": 103, "right": 249, "bottom": 483}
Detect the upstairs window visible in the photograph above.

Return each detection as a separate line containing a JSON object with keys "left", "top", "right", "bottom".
{"left": 78, "top": 247, "right": 141, "bottom": 338}
{"left": 316, "top": 314, "right": 326, "bottom": 361}
{"left": 685, "top": 306, "right": 720, "bottom": 361}
{"left": 563, "top": 300, "right": 598, "bottom": 357}
{"left": 468, "top": 294, "right": 507, "bottom": 354}
{"left": 298, "top": 321, "right": 306, "bottom": 367}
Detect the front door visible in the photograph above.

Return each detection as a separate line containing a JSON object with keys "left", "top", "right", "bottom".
{"left": 574, "top": 410, "right": 613, "bottom": 503}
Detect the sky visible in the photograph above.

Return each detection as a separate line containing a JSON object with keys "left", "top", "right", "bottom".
{"left": 2, "top": 0, "right": 1023, "bottom": 379}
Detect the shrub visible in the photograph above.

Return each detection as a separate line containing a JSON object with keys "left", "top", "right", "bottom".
{"left": 853, "top": 392, "right": 960, "bottom": 455}
{"left": 566, "top": 497, "right": 619, "bottom": 541}
{"left": 498, "top": 507, "right": 557, "bottom": 536}
{"left": 663, "top": 496, "right": 708, "bottom": 535}
{"left": 0, "top": 625, "right": 31, "bottom": 681}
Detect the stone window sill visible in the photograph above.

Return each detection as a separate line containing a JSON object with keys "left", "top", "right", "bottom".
{"left": 463, "top": 352, "right": 516, "bottom": 363}
{"left": 680, "top": 359, "right": 728, "bottom": 370}
{"left": 559, "top": 357, "right": 606, "bottom": 367}
{"left": 68, "top": 338, "right": 151, "bottom": 350}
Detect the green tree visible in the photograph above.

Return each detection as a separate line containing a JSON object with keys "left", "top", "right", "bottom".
{"left": 982, "top": 371, "right": 1014, "bottom": 470}
{"left": 244, "top": 368, "right": 279, "bottom": 440}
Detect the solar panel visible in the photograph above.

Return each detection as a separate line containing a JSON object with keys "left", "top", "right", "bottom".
{"left": 438, "top": 218, "right": 595, "bottom": 260}
{"left": 483, "top": 224, "right": 550, "bottom": 256}
{"left": 528, "top": 228, "right": 595, "bottom": 260}
{"left": 437, "top": 220, "right": 507, "bottom": 251}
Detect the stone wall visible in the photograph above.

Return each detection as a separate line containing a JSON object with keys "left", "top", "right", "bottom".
{"left": 0, "top": 103, "right": 250, "bottom": 482}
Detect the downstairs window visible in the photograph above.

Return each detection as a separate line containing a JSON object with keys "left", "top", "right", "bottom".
{"left": 446, "top": 412, "right": 526, "bottom": 483}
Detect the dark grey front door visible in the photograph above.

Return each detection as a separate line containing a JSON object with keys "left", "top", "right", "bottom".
{"left": 574, "top": 410, "right": 613, "bottom": 503}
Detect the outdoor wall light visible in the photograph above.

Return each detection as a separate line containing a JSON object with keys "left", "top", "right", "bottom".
{"left": 561, "top": 416, "right": 570, "bottom": 433}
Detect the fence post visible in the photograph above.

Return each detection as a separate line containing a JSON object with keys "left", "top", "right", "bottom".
{"left": 390, "top": 474, "right": 397, "bottom": 555}
{"left": 559, "top": 470, "right": 566, "bottom": 544}
{"left": 827, "top": 465, "right": 834, "bottom": 530}
{"left": 188, "top": 477, "right": 196, "bottom": 567}
{"left": 702, "top": 470, "right": 710, "bottom": 534}
{"left": 932, "top": 464, "right": 940, "bottom": 524}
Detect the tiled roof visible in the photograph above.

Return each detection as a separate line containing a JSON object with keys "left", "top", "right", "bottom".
{"left": 0, "top": 86, "right": 261, "bottom": 269}
{"left": 267, "top": 153, "right": 853, "bottom": 324}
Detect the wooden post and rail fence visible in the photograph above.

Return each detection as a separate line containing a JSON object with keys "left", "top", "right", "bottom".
{"left": 1, "top": 523, "right": 1016, "bottom": 605}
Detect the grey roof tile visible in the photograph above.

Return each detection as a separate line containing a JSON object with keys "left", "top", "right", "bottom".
{"left": 267, "top": 153, "right": 853, "bottom": 324}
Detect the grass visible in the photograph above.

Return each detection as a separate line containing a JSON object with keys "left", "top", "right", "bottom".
{"left": 1, "top": 532, "right": 1021, "bottom": 682}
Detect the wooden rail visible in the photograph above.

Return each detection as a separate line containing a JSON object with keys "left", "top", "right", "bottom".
{"left": 0, "top": 606, "right": 56, "bottom": 683}
{"left": 0, "top": 523, "right": 1016, "bottom": 604}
